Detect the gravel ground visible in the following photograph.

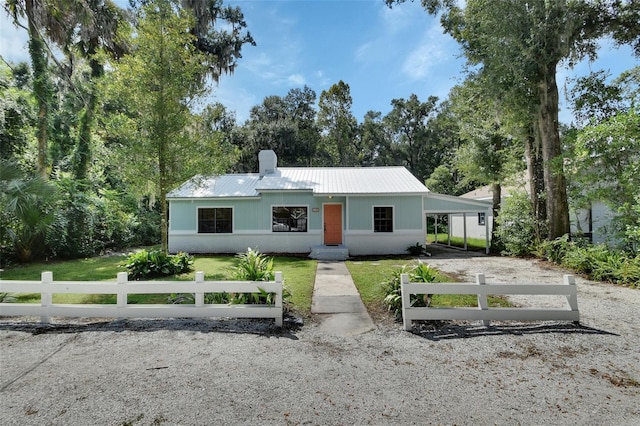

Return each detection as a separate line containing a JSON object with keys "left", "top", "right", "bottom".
{"left": 1, "top": 246, "right": 639, "bottom": 425}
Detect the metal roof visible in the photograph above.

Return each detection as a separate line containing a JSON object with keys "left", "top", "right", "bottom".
{"left": 167, "top": 167, "right": 429, "bottom": 199}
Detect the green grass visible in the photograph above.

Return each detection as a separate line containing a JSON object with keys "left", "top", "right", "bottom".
{"left": 1, "top": 254, "right": 317, "bottom": 316}
{"left": 427, "top": 233, "right": 487, "bottom": 250}
{"left": 346, "top": 259, "right": 509, "bottom": 318}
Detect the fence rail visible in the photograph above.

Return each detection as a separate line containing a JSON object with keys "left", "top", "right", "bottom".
{"left": 400, "top": 273, "right": 579, "bottom": 331}
{"left": 0, "top": 271, "right": 283, "bottom": 327}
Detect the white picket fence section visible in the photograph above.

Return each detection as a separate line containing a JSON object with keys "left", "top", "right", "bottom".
{"left": 401, "top": 273, "right": 579, "bottom": 331}
{"left": 0, "top": 271, "right": 283, "bottom": 327}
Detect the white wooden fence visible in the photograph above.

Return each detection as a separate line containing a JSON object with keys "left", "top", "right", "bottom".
{"left": 0, "top": 271, "right": 283, "bottom": 327}
{"left": 401, "top": 273, "right": 579, "bottom": 331}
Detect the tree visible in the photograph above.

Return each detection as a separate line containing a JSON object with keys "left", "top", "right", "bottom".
{"left": 0, "top": 62, "right": 35, "bottom": 161}
{"left": 567, "top": 67, "right": 640, "bottom": 251}
{"left": 233, "top": 86, "right": 319, "bottom": 171}
{"left": 69, "top": 0, "right": 129, "bottom": 181}
{"left": 388, "top": 0, "right": 640, "bottom": 239}
{"left": 446, "top": 75, "right": 524, "bottom": 251}
{"left": 180, "top": 0, "right": 255, "bottom": 82}
{"left": 425, "top": 164, "right": 457, "bottom": 195}
{"left": 357, "top": 110, "right": 389, "bottom": 166}
{"left": 5, "top": 0, "right": 129, "bottom": 179}
{"left": 383, "top": 93, "right": 441, "bottom": 181}
{"left": 317, "top": 81, "right": 358, "bottom": 166}
{"left": 106, "top": 0, "right": 251, "bottom": 252}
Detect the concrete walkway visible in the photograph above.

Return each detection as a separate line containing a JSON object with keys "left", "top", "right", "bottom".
{"left": 311, "top": 261, "right": 376, "bottom": 336}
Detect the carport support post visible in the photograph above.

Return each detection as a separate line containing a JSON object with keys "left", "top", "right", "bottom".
{"left": 195, "top": 271, "right": 205, "bottom": 307}
{"left": 485, "top": 207, "right": 491, "bottom": 254}
{"left": 41, "top": 271, "right": 52, "bottom": 324}
{"left": 476, "top": 273, "right": 490, "bottom": 327}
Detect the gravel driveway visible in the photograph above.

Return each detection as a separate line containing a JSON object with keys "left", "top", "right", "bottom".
{"left": 1, "top": 247, "right": 639, "bottom": 425}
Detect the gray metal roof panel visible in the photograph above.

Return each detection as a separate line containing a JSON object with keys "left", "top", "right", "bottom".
{"left": 169, "top": 167, "right": 429, "bottom": 198}
{"left": 256, "top": 167, "right": 429, "bottom": 194}
{"left": 167, "top": 174, "right": 261, "bottom": 198}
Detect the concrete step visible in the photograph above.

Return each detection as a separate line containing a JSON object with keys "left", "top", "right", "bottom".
{"left": 309, "top": 245, "right": 349, "bottom": 261}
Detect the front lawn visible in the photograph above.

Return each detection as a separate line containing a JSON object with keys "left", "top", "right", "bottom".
{"left": 346, "top": 258, "right": 509, "bottom": 320}
{"left": 0, "top": 253, "right": 317, "bottom": 317}
{"left": 427, "top": 233, "right": 487, "bottom": 251}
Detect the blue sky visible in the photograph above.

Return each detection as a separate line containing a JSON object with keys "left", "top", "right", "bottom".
{"left": 1, "top": 0, "right": 637, "bottom": 124}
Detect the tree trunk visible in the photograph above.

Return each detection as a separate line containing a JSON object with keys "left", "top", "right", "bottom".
{"left": 525, "top": 124, "right": 546, "bottom": 240}
{"left": 538, "top": 65, "right": 570, "bottom": 240}
{"left": 73, "top": 54, "right": 102, "bottom": 181}
{"left": 26, "top": 0, "right": 51, "bottom": 179}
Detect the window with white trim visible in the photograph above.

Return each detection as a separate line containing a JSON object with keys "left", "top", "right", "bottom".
{"left": 373, "top": 206, "right": 393, "bottom": 232}
{"left": 272, "top": 206, "right": 308, "bottom": 232}
{"left": 198, "top": 208, "right": 232, "bottom": 233}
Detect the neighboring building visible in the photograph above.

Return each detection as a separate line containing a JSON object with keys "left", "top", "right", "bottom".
{"left": 167, "top": 150, "right": 491, "bottom": 258}
{"left": 451, "top": 181, "right": 615, "bottom": 245}
{"left": 450, "top": 185, "right": 497, "bottom": 242}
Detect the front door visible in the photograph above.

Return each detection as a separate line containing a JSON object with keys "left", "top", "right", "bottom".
{"left": 323, "top": 204, "right": 342, "bottom": 245}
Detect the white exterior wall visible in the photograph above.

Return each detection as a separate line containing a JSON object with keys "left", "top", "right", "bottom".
{"left": 345, "top": 230, "right": 426, "bottom": 256}
{"left": 169, "top": 230, "right": 321, "bottom": 254}
{"left": 449, "top": 212, "right": 492, "bottom": 240}
{"left": 169, "top": 229, "right": 425, "bottom": 256}
{"left": 571, "top": 202, "right": 616, "bottom": 245}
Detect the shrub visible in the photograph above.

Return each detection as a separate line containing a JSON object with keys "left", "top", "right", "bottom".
{"left": 537, "top": 234, "right": 572, "bottom": 264}
{"left": 537, "top": 236, "right": 639, "bottom": 287}
{"left": 496, "top": 190, "right": 545, "bottom": 256}
{"left": 233, "top": 247, "right": 274, "bottom": 281}
{"left": 406, "top": 242, "right": 426, "bottom": 256}
{"left": 122, "top": 249, "right": 193, "bottom": 280}
{"left": 382, "top": 263, "right": 437, "bottom": 320}
{"left": 232, "top": 248, "right": 292, "bottom": 311}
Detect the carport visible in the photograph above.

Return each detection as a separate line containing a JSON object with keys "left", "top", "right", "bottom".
{"left": 423, "top": 192, "right": 493, "bottom": 254}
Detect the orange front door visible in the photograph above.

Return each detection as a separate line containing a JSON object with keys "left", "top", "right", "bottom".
{"left": 324, "top": 204, "right": 342, "bottom": 245}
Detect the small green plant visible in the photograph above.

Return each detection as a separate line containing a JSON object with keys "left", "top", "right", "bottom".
{"left": 382, "top": 263, "right": 437, "bottom": 320}
{"left": 233, "top": 247, "right": 274, "bottom": 281}
{"left": 407, "top": 242, "right": 426, "bottom": 256}
{"left": 122, "top": 249, "right": 193, "bottom": 280}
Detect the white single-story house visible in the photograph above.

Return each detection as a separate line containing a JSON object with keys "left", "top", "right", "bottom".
{"left": 167, "top": 150, "right": 492, "bottom": 258}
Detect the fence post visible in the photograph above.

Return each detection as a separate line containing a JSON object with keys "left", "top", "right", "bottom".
{"left": 564, "top": 274, "right": 579, "bottom": 323}
{"left": 476, "top": 273, "right": 490, "bottom": 327}
{"left": 195, "top": 271, "right": 205, "bottom": 308}
{"left": 274, "top": 271, "right": 283, "bottom": 327}
{"left": 41, "top": 271, "right": 53, "bottom": 324}
{"left": 401, "top": 273, "right": 411, "bottom": 331}
{"left": 117, "top": 272, "right": 128, "bottom": 319}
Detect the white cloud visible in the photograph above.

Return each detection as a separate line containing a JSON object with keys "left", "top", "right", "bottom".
{"left": 402, "top": 25, "right": 452, "bottom": 81}
{"left": 210, "top": 83, "right": 258, "bottom": 124}
{"left": 379, "top": 1, "right": 423, "bottom": 34}
{"left": 0, "top": 15, "right": 30, "bottom": 64}
{"left": 287, "top": 73, "right": 306, "bottom": 86}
